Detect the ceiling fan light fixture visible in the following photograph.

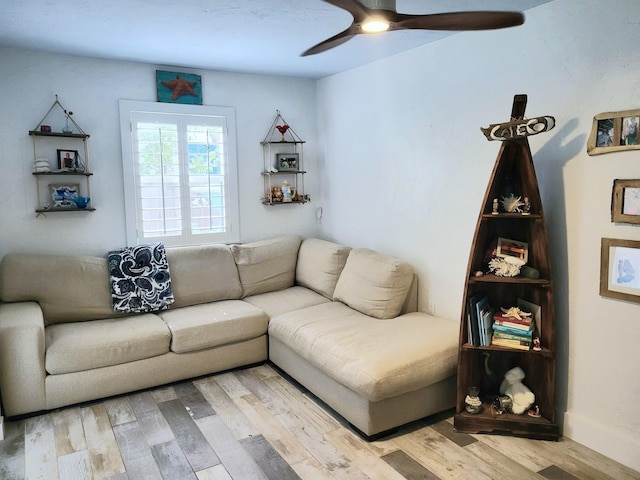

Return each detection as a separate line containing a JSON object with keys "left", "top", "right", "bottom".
{"left": 301, "top": 0, "right": 524, "bottom": 56}
{"left": 361, "top": 18, "right": 390, "bottom": 33}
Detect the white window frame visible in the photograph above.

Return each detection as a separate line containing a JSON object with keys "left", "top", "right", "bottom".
{"left": 119, "top": 100, "right": 240, "bottom": 246}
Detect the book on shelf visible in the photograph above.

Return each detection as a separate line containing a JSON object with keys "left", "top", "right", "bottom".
{"left": 475, "top": 295, "right": 493, "bottom": 347}
{"left": 491, "top": 337, "right": 531, "bottom": 351}
{"left": 481, "top": 308, "right": 495, "bottom": 347}
{"left": 517, "top": 298, "right": 541, "bottom": 337}
{"left": 493, "top": 331, "right": 532, "bottom": 341}
{"left": 493, "top": 313, "right": 533, "bottom": 331}
{"left": 492, "top": 323, "right": 534, "bottom": 337}
{"left": 466, "top": 293, "right": 484, "bottom": 346}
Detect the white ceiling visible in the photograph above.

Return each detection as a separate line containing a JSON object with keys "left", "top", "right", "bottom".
{"left": 0, "top": 1, "right": 552, "bottom": 79}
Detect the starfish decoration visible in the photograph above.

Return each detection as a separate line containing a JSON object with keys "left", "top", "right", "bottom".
{"left": 500, "top": 306, "right": 531, "bottom": 321}
{"left": 161, "top": 75, "right": 197, "bottom": 100}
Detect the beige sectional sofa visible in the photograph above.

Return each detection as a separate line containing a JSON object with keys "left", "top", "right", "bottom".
{"left": 0, "top": 236, "right": 459, "bottom": 437}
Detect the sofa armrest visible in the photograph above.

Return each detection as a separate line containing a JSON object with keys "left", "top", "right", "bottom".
{"left": 0, "top": 302, "right": 47, "bottom": 416}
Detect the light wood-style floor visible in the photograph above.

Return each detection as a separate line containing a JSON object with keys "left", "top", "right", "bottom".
{"left": 1, "top": 363, "right": 638, "bottom": 480}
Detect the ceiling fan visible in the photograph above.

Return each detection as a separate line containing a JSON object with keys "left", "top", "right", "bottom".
{"left": 302, "top": 0, "right": 524, "bottom": 56}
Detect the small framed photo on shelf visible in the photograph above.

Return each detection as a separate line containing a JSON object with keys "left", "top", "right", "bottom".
{"left": 50, "top": 184, "right": 79, "bottom": 209}
{"left": 600, "top": 237, "right": 640, "bottom": 304}
{"left": 496, "top": 237, "right": 529, "bottom": 264}
{"left": 276, "top": 153, "right": 298, "bottom": 171}
{"left": 611, "top": 179, "right": 640, "bottom": 224}
{"left": 57, "top": 149, "right": 79, "bottom": 170}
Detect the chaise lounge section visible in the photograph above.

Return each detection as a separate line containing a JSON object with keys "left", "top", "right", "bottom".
{"left": 0, "top": 235, "right": 459, "bottom": 437}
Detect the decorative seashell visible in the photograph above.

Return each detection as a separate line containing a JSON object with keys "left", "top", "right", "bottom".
{"left": 501, "top": 193, "right": 524, "bottom": 213}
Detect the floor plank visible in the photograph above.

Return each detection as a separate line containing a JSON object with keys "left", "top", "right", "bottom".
{"left": 325, "top": 428, "right": 407, "bottom": 480}
{"left": 80, "top": 404, "right": 127, "bottom": 479}
{"left": 151, "top": 439, "right": 198, "bottom": 480}
{"left": 195, "top": 414, "right": 268, "bottom": 480}
{"left": 157, "top": 398, "right": 220, "bottom": 471}
{"left": 230, "top": 393, "right": 312, "bottom": 466}
{"left": 173, "top": 381, "right": 217, "bottom": 420}
{"left": 25, "top": 413, "right": 58, "bottom": 480}
{"left": 382, "top": 450, "right": 440, "bottom": 480}
{"left": 58, "top": 449, "right": 92, "bottom": 480}
{"left": 113, "top": 420, "right": 163, "bottom": 479}
{"left": 128, "top": 390, "right": 175, "bottom": 447}
{"left": 0, "top": 419, "right": 25, "bottom": 480}
{"left": 240, "top": 434, "right": 301, "bottom": 480}
{"left": 194, "top": 376, "right": 261, "bottom": 440}
{"left": 274, "top": 405, "right": 369, "bottom": 480}
{"left": 53, "top": 407, "right": 87, "bottom": 457}
{"left": 104, "top": 397, "right": 136, "bottom": 427}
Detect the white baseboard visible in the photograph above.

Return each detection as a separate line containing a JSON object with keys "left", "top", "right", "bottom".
{"left": 563, "top": 411, "right": 640, "bottom": 473}
{"left": 0, "top": 415, "right": 4, "bottom": 441}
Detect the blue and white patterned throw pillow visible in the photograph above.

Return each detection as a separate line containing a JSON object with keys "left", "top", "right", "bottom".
{"left": 107, "top": 242, "right": 174, "bottom": 313}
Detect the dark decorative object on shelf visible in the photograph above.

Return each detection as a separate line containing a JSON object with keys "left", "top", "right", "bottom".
{"left": 464, "top": 386, "right": 482, "bottom": 414}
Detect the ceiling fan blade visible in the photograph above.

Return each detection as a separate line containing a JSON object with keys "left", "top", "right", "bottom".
{"left": 322, "top": 0, "right": 370, "bottom": 22}
{"left": 393, "top": 11, "right": 524, "bottom": 31}
{"left": 302, "top": 26, "right": 359, "bottom": 56}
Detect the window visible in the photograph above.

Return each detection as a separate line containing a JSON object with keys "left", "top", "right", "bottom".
{"left": 119, "top": 101, "right": 239, "bottom": 246}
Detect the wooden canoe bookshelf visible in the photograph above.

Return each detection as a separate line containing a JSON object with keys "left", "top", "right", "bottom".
{"left": 453, "top": 95, "right": 559, "bottom": 440}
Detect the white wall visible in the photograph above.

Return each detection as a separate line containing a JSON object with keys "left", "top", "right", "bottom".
{"left": 0, "top": 48, "right": 319, "bottom": 257}
{"left": 316, "top": 0, "right": 640, "bottom": 471}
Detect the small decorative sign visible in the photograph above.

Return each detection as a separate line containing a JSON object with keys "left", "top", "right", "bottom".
{"left": 156, "top": 70, "right": 202, "bottom": 105}
{"left": 481, "top": 116, "right": 555, "bottom": 141}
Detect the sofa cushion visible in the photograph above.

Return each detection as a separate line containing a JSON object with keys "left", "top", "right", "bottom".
{"left": 244, "top": 286, "right": 330, "bottom": 318}
{"left": 0, "top": 253, "right": 117, "bottom": 326}
{"left": 159, "top": 300, "right": 268, "bottom": 353}
{"left": 295, "top": 238, "right": 351, "bottom": 299}
{"left": 269, "top": 302, "right": 458, "bottom": 402}
{"left": 45, "top": 314, "right": 171, "bottom": 375}
{"left": 333, "top": 248, "right": 414, "bottom": 319}
{"left": 231, "top": 236, "right": 302, "bottom": 297}
{"left": 166, "top": 244, "right": 242, "bottom": 308}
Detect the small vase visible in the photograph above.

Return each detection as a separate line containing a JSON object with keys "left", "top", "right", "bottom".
{"left": 62, "top": 117, "right": 72, "bottom": 134}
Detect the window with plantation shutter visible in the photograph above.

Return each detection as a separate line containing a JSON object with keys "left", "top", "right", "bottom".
{"left": 119, "top": 101, "right": 239, "bottom": 246}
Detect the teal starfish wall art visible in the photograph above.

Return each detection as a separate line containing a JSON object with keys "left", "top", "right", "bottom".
{"left": 156, "top": 70, "right": 202, "bottom": 105}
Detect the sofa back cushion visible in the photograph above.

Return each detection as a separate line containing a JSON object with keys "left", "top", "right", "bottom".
{"left": 0, "top": 253, "right": 117, "bottom": 325}
{"left": 166, "top": 244, "right": 241, "bottom": 308}
{"left": 333, "top": 248, "right": 414, "bottom": 319}
{"left": 296, "top": 238, "right": 351, "bottom": 299}
{"left": 231, "top": 236, "right": 302, "bottom": 297}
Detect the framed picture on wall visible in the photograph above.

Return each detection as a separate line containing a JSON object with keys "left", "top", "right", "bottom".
{"left": 612, "top": 179, "right": 640, "bottom": 224}
{"left": 156, "top": 70, "right": 202, "bottom": 105}
{"left": 587, "top": 108, "right": 640, "bottom": 155}
{"left": 600, "top": 238, "right": 640, "bottom": 304}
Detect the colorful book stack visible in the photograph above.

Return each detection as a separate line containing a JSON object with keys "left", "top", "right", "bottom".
{"left": 491, "top": 308, "right": 533, "bottom": 350}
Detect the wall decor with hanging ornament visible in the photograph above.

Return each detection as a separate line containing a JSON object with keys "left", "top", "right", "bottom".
{"left": 29, "top": 95, "right": 94, "bottom": 215}
{"left": 260, "top": 110, "right": 310, "bottom": 206}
